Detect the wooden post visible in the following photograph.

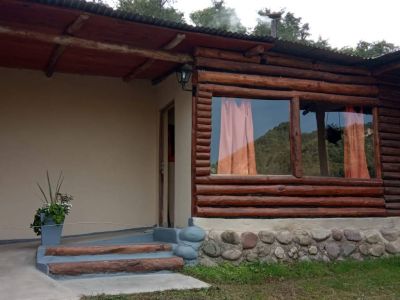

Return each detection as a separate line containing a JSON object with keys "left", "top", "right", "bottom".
{"left": 290, "top": 97, "right": 303, "bottom": 178}
{"left": 316, "top": 108, "right": 329, "bottom": 176}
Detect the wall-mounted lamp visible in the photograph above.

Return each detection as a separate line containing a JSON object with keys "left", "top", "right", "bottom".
{"left": 176, "top": 64, "right": 192, "bottom": 91}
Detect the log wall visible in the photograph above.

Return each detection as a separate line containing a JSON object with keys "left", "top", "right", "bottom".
{"left": 378, "top": 82, "right": 400, "bottom": 216}
{"left": 192, "top": 47, "right": 387, "bottom": 218}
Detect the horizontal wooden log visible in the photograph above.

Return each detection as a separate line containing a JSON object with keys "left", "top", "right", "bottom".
{"left": 196, "top": 160, "right": 211, "bottom": 167}
{"left": 381, "top": 140, "right": 400, "bottom": 148}
{"left": 386, "top": 209, "right": 400, "bottom": 216}
{"left": 49, "top": 257, "right": 184, "bottom": 276}
{"left": 379, "top": 98, "right": 400, "bottom": 109}
{"left": 198, "top": 71, "right": 378, "bottom": 97}
{"left": 379, "top": 124, "right": 400, "bottom": 134}
{"left": 45, "top": 244, "right": 171, "bottom": 256}
{"left": 379, "top": 108, "right": 400, "bottom": 117}
{"left": 264, "top": 52, "right": 371, "bottom": 76}
{"left": 196, "top": 206, "right": 386, "bottom": 218}
{"left": 196, "top": 185, "right": 383, "bottom": 197}
{"left": 195, "top": 56, "right": 376, "bottom": 85}
{"left": 379, "top": 115, "right": 400, "bottom": 124}
{"left": 382, "top": 163, "right": 400, "bottom": 172}
{"left": 386, "top": 203, "right": 400, "bottom": 209}
{"left": 198, "top": 90, "right": 212, "bottom": 98}
{"left": 379, "top": 133, "right": 400, "bottom": 142}
{"left": 245, "top": 45, "right": 266, "bottom": 57}
{"left": 196, "top": 167, "right": 210, "bottom": 176}
{"left": 384, "top": 187, "right": 400, "bottom": 195}
{"left": 381, "top": 147, "right": 400, "bottom": 156}
{"left": 0, "top": 25, "right": 193, "bottom": 64}
{"left": 197, "top": 103, "right": 211, "bottom": 111}
{"left": 200, "top": 84, "right": 378, "bottom": 106}
{"left": 383, "top": 172, "right": 400, "bottom": 179}
{"left": 374, "top": 60, "right": 400, "bottom": 76}
{"left": 195, "top": 175, "right": 383, "bottom": 186}
{"left": 384, "top": 180, "right": 400, "bottom": 187}
{"left": 384, "top": 195, "right": 400, "bottom": 202}
{"left": 197, "top": 132, "right": 212, "bottom": 139}
{"left": 196, "top": 145, "right": 210, "bottom": 153}
{"left": 197, "top": 98, "right": 212, "bottom": 105}
{"left": 196, "top": 153, "right": 210, "bottom": 160}
{"left": 195, "top": 47, "right": 261, "bottom": 63}
{"left": 196, "top": 138, "right": 211, "bottom": 146}
{"left": 196, "top": 195, "right": 384, "bottom": 207}
{"left": 197, "top": 117, "right": 212, "bottom": 125}
{"left": 196, "top": 124, "right": 211, "bottom": 132}
{"left": 197, "top": 111, "right": 211, "bottom": 118}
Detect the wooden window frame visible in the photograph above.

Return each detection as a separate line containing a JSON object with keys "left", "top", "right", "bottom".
{"left": 195, "top": 84, "right": 382, "bottom": 186}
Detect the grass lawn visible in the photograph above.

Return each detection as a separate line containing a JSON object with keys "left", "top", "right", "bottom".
{"left": 82, "top": 257, "right": 400, "bottom": 300}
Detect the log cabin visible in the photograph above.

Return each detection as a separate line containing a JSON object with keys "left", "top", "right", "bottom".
{"left": 0, "top": 0, "right": 399, "bottom": 268}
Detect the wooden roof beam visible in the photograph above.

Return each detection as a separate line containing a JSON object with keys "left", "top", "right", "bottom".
{"left": 373, "top": 60, "right": 400, "bottom": 76}
{"left": 45, "top": 14, "right": 90, "bottom": 77}
{"left": 0, "top": 25, "right": 193, "bottom": 64}
{"left": 123, "top": 33, "right": 186, "bottom": 82}
{"left": 244, "top": 45, "right": 265, "bottom": 57}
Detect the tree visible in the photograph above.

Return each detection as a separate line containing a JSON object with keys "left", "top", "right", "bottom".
{"left": 117, "top": 0, "right": 185, "bottom": 23}
{"left": 253, "top": 9, "right": 311, "bottom": 42}
{"left": 190, "top": 1, "right": 246, "bottom": 33}
{"left": 340, "top": 40, "right": 398, "bottom": 58}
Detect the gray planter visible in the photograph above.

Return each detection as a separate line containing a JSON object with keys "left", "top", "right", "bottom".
{"left": 40, "top": 213, "right": 63, "bottom": 246}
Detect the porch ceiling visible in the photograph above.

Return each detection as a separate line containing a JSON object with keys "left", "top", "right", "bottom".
{"left": 0, "top": 0, "right": 270, "bottom": 80}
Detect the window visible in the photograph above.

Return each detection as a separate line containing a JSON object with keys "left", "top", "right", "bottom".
{"left": 300, "top": 102, "right": 375, "bottom": 178}
{"left": 210, "top": 97, "right": 291, "bottom": 175}
{"left": 208, "top": 96, "right": 377, "bottom": 179}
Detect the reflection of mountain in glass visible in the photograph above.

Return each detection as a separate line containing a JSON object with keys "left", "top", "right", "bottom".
{"left": 302, "top": 122, "right": 375, "bottom": 177}
{"left": 254, "top": 122, "right": 291, "bottom": 175}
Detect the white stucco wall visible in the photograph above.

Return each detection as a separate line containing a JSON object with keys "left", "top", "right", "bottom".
{"left": 154, "top": 75, "right": 192, "bottom": 228}
{"left": 0, "top": 67, "right": 159, "bottom": 240}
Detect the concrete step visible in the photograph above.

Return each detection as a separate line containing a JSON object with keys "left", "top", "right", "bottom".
{"left": 45, "top": 243, "right": 172, "bottom": 256}
{"left": 48, "top": 256, "right": 184, "bottom": 276}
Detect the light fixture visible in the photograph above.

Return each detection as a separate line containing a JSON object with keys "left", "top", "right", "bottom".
{"left": 176, "top": 64, "right": 192, "bottom": 91}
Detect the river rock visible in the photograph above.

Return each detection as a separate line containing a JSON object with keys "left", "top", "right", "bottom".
{"left": 381, "top": 228, "right": 399, "bottom": 242}
{"left": 257, "top": 245, "right": 271, "bottom": 257}
{"left": 258, "top": 231, "right": 275, "bottom": 244}
{"left": 369, "top": 244, "right": 385, "bottom": 257}
{"left": 365, "top": 231, "right": 381, "bottom": 244}
{"left": 359, "top": 243, "right": 370, "bottom": 256}
{"left": 331, "top": 229, "right": 343, "bottom": 241}
{"left": 326, "top": 243, "right": 340, "bottom": 259}
{"left": 385, "top": 240, "right": 400, "bottom": 254}
{"left": 294, "top": 230, "right": 312, "bottom": 246}
{"left": 344, "top": 229, "right": 362, "bottom": 242}
{"left": 174, "top": 245, "right": 198, "bottom": 260}
{"left": 202, "top": 240, "right": 221, "bottom": 257}
{"left": 274, "top": 246, "right": 285, "bottom": 259}
{"left": 179, "top": 226, "right": 206, "bottom": 242}
{"left": 221, "top": 230, "right": 240, "bottom": 245}
{"left": 222, "top": 249, "right": 242, "bottom": 261}
{"left": 311, "top": 230, "right": 331, "bottom": 242}
{"left": 276, "top": 231, "right": 293, "bottom": 244}
{"left": 342, "top": 242, "right": 356, "bottom": 257}
{"left": 246, "top": 252, "right": 259, "bottom": 262}
{"left": 308, "top": 245, "right": 318, "bottom": 255}
{"left": 241, "top": 232, "right": 258, "bottom": 249}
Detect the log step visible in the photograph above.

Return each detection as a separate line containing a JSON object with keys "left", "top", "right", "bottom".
{"left": 45, "top": 243, "right": 172, "bottom": 256}
{"left": 48, "top": 256, "right": 184, "bottom": 276}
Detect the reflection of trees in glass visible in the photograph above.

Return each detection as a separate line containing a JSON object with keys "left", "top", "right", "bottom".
{"left": 254, "top": 122, "right": 291, "bottom": 175}
{"left": 302, "top": 122, "right": 375, "bottom": 177}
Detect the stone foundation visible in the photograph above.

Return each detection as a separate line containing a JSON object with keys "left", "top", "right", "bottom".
{"left": 195, "top": 218, "right": 400, "bottom": 266}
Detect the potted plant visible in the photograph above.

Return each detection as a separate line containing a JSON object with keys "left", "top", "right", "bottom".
{"left": 30, "top": 171, "right": 73, "bottom": 245}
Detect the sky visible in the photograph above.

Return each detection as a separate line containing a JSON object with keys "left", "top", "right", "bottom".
{"left": 104, "top": 0, "right": 400, "bottom": 48}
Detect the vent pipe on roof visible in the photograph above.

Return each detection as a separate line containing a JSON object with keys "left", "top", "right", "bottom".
{"left": 267, "top": 12, "right": 282, "bottom": 38}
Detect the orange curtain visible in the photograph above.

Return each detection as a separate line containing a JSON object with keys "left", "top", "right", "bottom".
{"left": 217, "top": 98, "right": 257, "bottom": 175}
{"left": 343, "top": 106, "right": 370, "bottom": 179}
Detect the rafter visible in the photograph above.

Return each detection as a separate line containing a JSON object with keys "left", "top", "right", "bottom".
{"left": 123, "top": 33, "right": 186, "bottom": 82}
{"left": 0, "top": 25, "right": 193, "bottom": 64}
{"left": 45, "top": 14, "right": 90, "bottom": 77}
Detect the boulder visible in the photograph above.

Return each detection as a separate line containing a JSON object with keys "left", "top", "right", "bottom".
{"left": 274, "top": 247, "right": 285, "bottom": 259}
{"left": 331, "top": 229, "right": 343, "bottom": 241}
{"left": 359, "top": 243, "right": 370, "bottom": 256}
{"left": 276, "top": 231, "right": 293, "bottom": 245}
{"left": 179, "top": 226, "right": 206, "bottom": 242}
{"left": 342, "top": 242, "right": 356, "bottom": 257}
{"left": 385, "top": 240, "right": 400, "bottom": 254}
{"left": 257, "top": 245, "right": 271, "bottom": 257}
{"left": 221, "top": 231, "right": 240, "bottom": 245}
{"left": 241, "top": 232, "right": 258, "bottom": 249}
{"left": 380, "top": 228, "right": 399, "bottom": 242}
{"left": 174, "top": 245, "right": 198, "bottom": 260}
{"left": 308, "top": 246, "right": 318, "bottom": 255}
{"left": 294, "top": 230, "right": 312, "bottom": 246}
{"left": 222, "top": 249, "right": 242, "bottom": 261}
{"left": 258, "top": 231, "right": 275, "bottom": 244}
{"left": 365, "top": 230, "right": 382, "bottom": 244}
{"left": 369, "top": 244, "right": 385, "bottom": 257}
{"left": 343, "top": 229, "right": 362, "bottom": 242}
{"left": 202, "top": 240, "right": 221, "bottom": 257}
{"left": 325, "top": 243, "right": 340, "bottom": 260}
{"left": 311, "top": 230, "right": 331, "bottom": 242}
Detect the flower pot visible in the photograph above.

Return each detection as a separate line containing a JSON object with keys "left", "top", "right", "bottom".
{"left": 40, "top": 213, "right": 63, "bottom": 246}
